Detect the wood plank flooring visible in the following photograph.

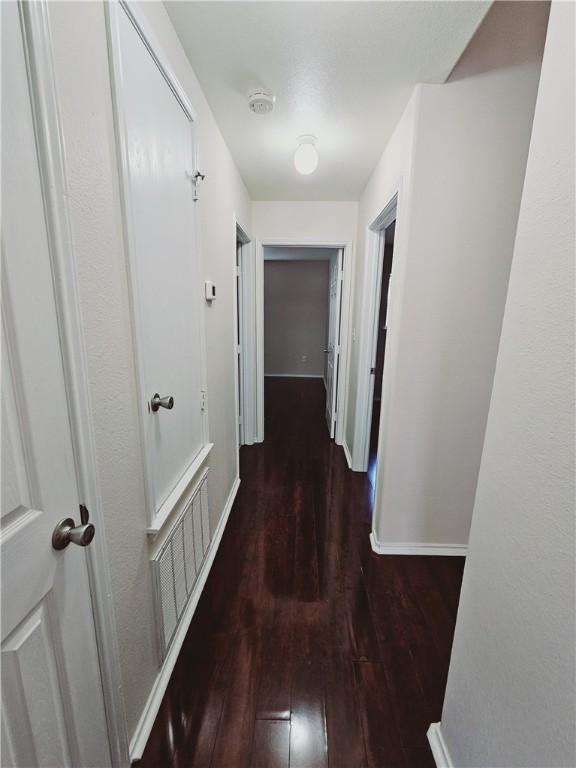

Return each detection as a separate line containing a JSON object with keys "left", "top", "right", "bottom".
{"left": 136, "top": 377, "right": 464, "bottom": 767}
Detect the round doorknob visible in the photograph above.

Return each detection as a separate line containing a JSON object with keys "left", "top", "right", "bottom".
{"left": 151, "top": 393, "right": 174, "bottom": 412}
{"left": 52, "top": 518, "right": 96, "bottom": 550}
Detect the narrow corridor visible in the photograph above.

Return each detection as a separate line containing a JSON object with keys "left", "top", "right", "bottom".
{"left": 138, "top": 378, "right": 464, "bottom": 767}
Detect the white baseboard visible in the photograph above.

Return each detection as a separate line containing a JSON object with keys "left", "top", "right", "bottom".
{"left": 264, "top": 373, "right": 324, "bottom": 378}
{"left": 129, "top": 476, "right": 241, "bottom": 761}
{"left": 370, "top": 531, "right": 467, "bottom": 557}
{"left": 342, "top": 440, "right": 353, "bottom": 469}
{"left": 427, "top": 722, "right": 454, "bottom": 767}
{"left": 349, "top": 442, "right": 367, "bottom": 473}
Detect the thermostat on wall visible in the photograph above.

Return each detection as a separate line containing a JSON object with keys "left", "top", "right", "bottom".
{"left": 205, "top": 281, "right": 216, "bottom": 302}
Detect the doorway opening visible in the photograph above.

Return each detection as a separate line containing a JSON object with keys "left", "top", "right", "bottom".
{"left": 351, "top": 192, "right": 399, "bottom": 476}
{"left": 368, "top": 220, "right": 396, "bottom": 489}
{"left": 262, "top": 245, "right": 346, "bottom": 440}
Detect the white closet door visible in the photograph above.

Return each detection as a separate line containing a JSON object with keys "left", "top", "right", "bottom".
{"left": 1, "top": 3, "right": 109, "bottom": 765}
{"left": 325, "top": 250, "right": 343, "bottom": 438}
{"left": 113, "top": 6, "right": 205, "bottom": 517}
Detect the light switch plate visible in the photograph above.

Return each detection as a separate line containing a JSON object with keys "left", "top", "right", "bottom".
{"left": 204, "top": 280, "right": 216, "bottom": 301}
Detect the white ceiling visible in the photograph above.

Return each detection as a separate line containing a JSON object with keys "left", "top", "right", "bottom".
{"left": 165, "top": 1, "right": 490, "bottom": 201}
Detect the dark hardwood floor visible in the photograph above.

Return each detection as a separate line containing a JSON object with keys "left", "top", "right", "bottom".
{"left": 136, "top": 378, "right": 464, "bottom": 768}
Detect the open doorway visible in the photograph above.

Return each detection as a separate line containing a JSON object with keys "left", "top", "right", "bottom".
{"left": 352, "top": 193, "right": 398, "bottom": 475}
{"left": 263, "top": 246, "right": 345, "bottom": 439}
{"left": 367, "top": 220, "right": 395, "bottom": 488}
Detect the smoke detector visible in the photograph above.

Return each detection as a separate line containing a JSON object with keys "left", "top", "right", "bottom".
{"left": 248, "top": 88, "right": 275, "bottom": 115}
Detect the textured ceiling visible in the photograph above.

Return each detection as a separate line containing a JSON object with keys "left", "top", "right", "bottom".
{"left": 165, "top": 1, "right": 491, "bottom": 201}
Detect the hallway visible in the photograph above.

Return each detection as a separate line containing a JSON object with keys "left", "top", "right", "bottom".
{"left": 138, "top": 378, "right": 464, "bottom": 768}
{"left": 2, "top": 2, "right": 572, "bottom": 765}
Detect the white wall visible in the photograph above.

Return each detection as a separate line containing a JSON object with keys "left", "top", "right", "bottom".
{"left": 349, "top": 1, "right": 549, "bottom": 548}
{"left": 345, "top": 89, "right": 420, "bottom": 461}
{"left": 48, "top": 0, "right": 251, "bottom": 740}
{"left": 264, "top": 259, "right": 329, "bottom": 376}
{"left": 438, "top": 4, "right": 575, "bottom": 765}
{"left": 252, "top": 201, "right": 358, "bottom": 245}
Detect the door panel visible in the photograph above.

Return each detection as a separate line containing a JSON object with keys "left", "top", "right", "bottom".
{"left": 2, "top": 600, "right": 73, "bottom": 767}
{"left": 114, "top": 7, "right": 204, "bottom": 514}
{"left": 1, "top": 322, "right": 34, "bottom": 523}
{"left": 1, "top": 3, "right": 109, "bottom": 765}
{"left": 325, "top": 251, "right": 343, "bottom": 438}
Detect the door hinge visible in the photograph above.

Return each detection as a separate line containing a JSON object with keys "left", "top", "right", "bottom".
{"left": 201, "top": 390, "right": 207, "bottom": 411}
{"left": 187, "top": 170, "right": 206, "bottom": 202}
{"left": 79, "top": 504, "right": 90, "bottom": 525}
{"left": 370, "top": 367, "right": 375, "bottom": 374}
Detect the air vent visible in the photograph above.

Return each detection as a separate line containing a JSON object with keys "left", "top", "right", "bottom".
{"left": 151, "top": 468, "right": 211, "bottom": 659}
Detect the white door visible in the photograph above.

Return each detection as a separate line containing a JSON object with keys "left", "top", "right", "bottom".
{"left": 236, "top": 241, "right": 243, "bottom": 446}
{"left": 1, "top": 3, "right": 110, "bottom": 766}
{"left": 111, "top": 5, "right": 205, "bottom": 517}
{"left": 325, "top": 250, "right": 343, "bottom": 438}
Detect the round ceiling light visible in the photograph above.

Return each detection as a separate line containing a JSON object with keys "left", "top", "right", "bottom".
{"left": 294, "top": 135, "right": 319, "bottom": 175}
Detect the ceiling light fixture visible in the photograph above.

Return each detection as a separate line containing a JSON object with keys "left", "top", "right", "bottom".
{"left": 294, "top": 135, "right": 319, "bottom": 175}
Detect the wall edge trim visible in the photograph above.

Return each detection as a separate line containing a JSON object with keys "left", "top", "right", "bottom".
{"left": 342, "top": 440, "right": 353, "bottom": 469}
{"left": 129, "top": 476, "right": 241, "bottom": 761}
{"left": 427, "top": 722, "right": 454, "bottom": 768}
{"left": 370, "top": 531, "right": 467, "bottom": 557}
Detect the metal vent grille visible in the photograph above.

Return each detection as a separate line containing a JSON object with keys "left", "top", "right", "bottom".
{"left": 182, "top": 503, "right": 196, "bottom": 589}
{"left": 151, "top": 468, "right": 210, "bottom": 659}
{"left": 192, "top": 494, "right": 203, "bottom": 572}
{"left": 157, "top": 544, "right": 177, "bottom": 644}
{"left": 172, "top": 521, "right": 187, "bottom": 616}
{"left": 201, "top": 480, "right": 210, "bottom": 553}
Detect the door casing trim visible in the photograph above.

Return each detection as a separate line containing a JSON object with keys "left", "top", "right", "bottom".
{"left": 19, "top": 1, "right": 129, "bottom": 764}
{"left": 254, "top": 239, "right": 354, "bottom": 447}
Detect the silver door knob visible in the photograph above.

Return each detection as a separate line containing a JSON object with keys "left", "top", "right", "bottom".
{"left": 52, "top": 513, "right": 95, "bottom": 550}
{"left": 151, "top": 393, "right": 174, "bottom": 412}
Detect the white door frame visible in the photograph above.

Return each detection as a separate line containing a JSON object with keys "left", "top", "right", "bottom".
{"left": 325, "top": 249, "right": 344, "bottom": 438}
{"left": 351, "top": 192, "right": 398, "bottom": 474}
{"left": 17, "top": 2, "right": 129, "bottom": 765}
{"left": 255, "top": 239, "right": 354, "bottom": 447}
{"left": 233, "top": 218, "right": 258, "bottom": 449}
